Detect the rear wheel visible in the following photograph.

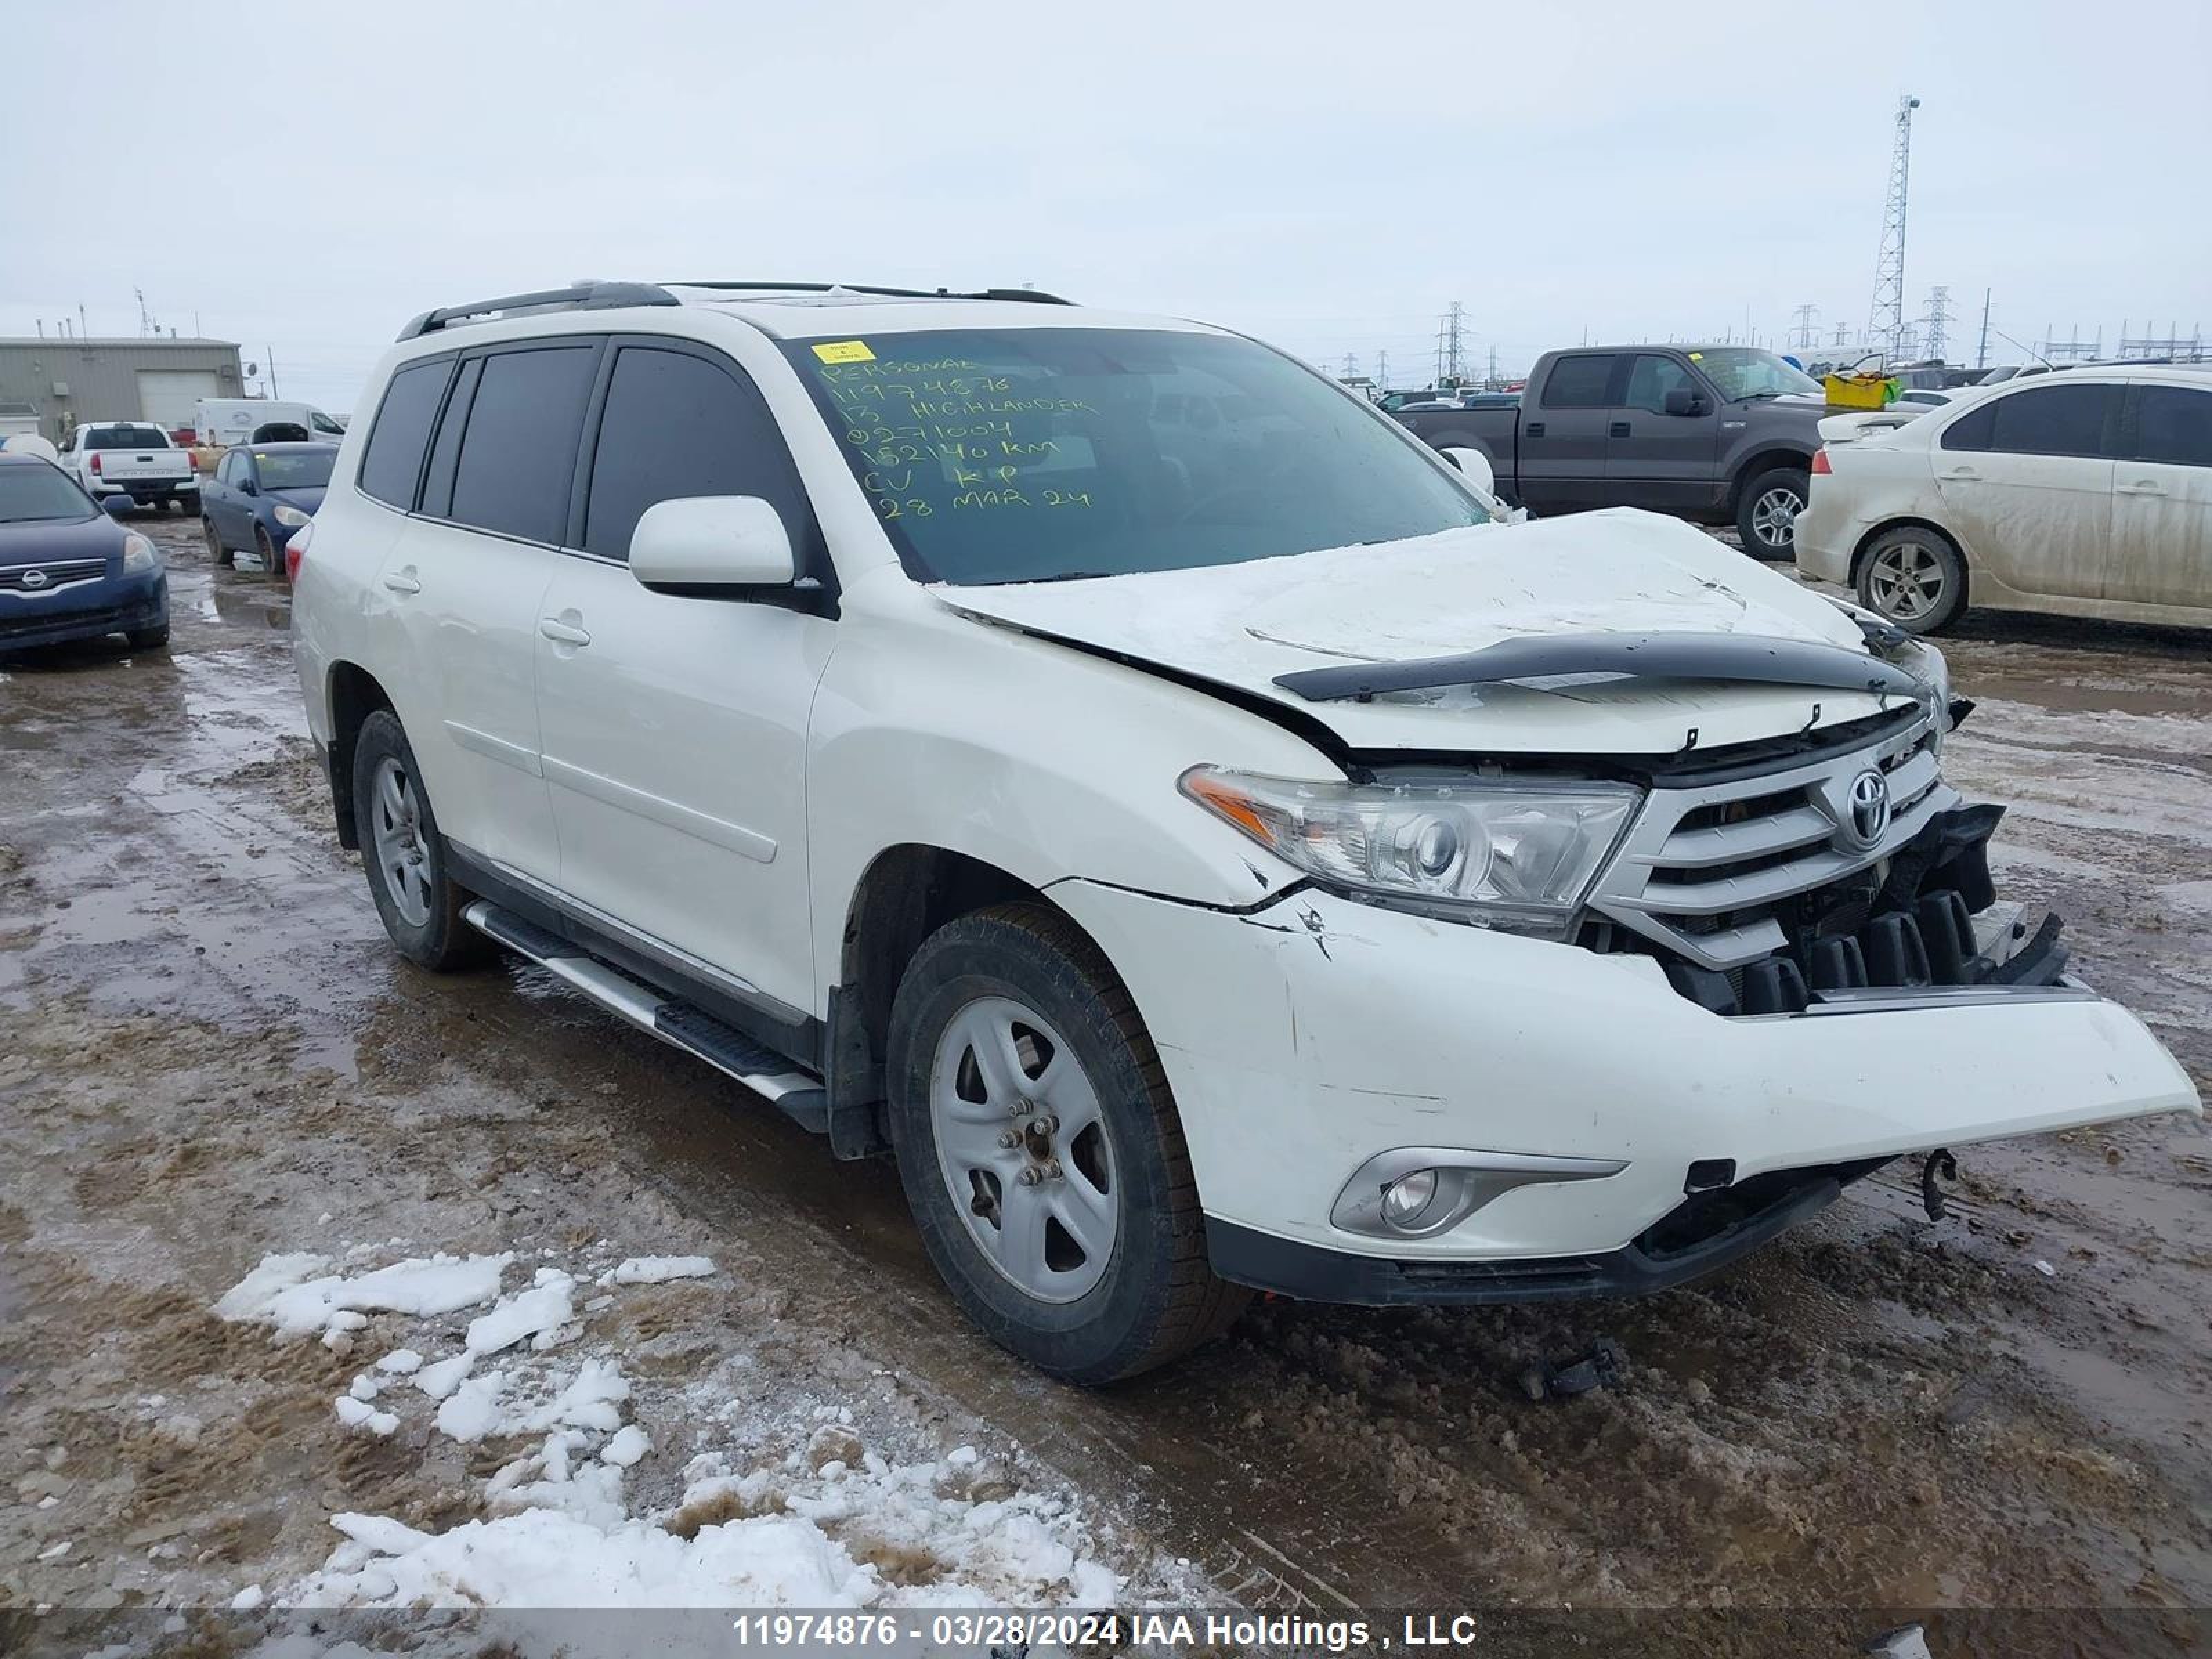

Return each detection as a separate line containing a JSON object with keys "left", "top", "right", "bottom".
{"left": 202, "top": 516, "right": 232, "bottom": 566}
{"left": 1736, "top": 465, "right": 1810, "bottom": 559}
{"left": 885, "top": 903, "right": 1249, "bottom": 1383}
{"left": 348, "top": 709, "right": 491, "bottom": 971}
{"left": 1855, "top": 526, "right": 1967, "bottom": 635}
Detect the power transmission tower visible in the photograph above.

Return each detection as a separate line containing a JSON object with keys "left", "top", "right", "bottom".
{"left": 1867, "top": 94, "right": 1920, "bottom": 361}
{"left": 1789, "top": 303, "right": 1820, "bottom": 351}
{"left": 1340, "top": 351, "right": 1359, "bottom": 380}
{"left": 1976, "top": 288, "right": 1992, "bottom": 369}
{"left": 2040, "top": 324, "right": 2102, "bottom": 362}
{"left": 135, "top": 288, "right": 157, "bottom": 337}
{"left": 1376, "top": 349, "right": 1391, "bottom": 386}
{"left": 2118, "top": 322, "right": 2206, "bottom": 361}
{"left": 1922, "top": 285, "right": 1952, "bottom": 363}
{"left": 1485, "top": 346, "right": 1500, "bottom": 388}
{"left": 1435, "top": 301, "right": 1466, "bottom": 386}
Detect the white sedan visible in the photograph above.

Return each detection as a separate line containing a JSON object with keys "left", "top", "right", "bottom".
{"left": 1794, "top": 364, "right": 2212, "bottom": 633}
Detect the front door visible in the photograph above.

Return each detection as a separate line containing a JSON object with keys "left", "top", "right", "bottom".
{"left": 1930, "top": 379, "right": 2119, "bottom": 602}
{"left": 1605, "top": 353, "right": 1721, "bottom": 512}
{"left": 533, "top": 339, "right": 834, "bottom": 1015}
{"left": 2106, "top": 380, "right": 2212, "bottom": 612}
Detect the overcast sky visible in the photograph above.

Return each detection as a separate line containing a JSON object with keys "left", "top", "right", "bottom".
{"left": 5, "top": 0, "right": 2206, "bottom": 409}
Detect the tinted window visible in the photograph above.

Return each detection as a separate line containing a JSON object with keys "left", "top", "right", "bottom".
{"left": 2130, "top": 385, "right": 2212, "bottom": 468}
{"left": 1540, "top": 355, "right": 1616, "bottom": 409}
{"left": 418, "top": 357, "right": 483, "bottom": 519}
{"left": 311, "top": 411, "right": 346, "bottom": 436}
{"left": 1944, "top": 382, "right": 2117, "bottom": 459}
{"left": 783, "top": 327, "right": 1484, "bottom": 585}
{"left": 583, "top": 346, "right": 803, "bottom": 560}
{"left": 359, "top": 359, "right": 453, "bottom": 507}
{"left": 1624, "top": 355, "right": 1697, "bottom": 413}
{"left": 449, "top": 346, "right": 597, "bottom": 543}
{"left": 86, "top": 424, "right": 170, "bottom": 449}
{"left": 215, "top": 453, "right": 238, "bottom": 485}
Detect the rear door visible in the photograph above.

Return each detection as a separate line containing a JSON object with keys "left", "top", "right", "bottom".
{"left": 1930, "top": 379, "right": 2120, "bottom": 601}
{"left": 362, "top": 342, "right": 599, "bottom": 882}
{"left": 1517, "top": 353, "right": 1617, "bottom": 513}
{"left": 533, "top": 337, "right": 834, "bottom": 1015}
{"left": 2107, "top": 380, "right": 2212, "bottom": 611}
{"left": 1605, "top": 353, "right": 1721, "bottom": 511}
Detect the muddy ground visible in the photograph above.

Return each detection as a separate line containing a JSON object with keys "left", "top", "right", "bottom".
{"left": 1, "top": 515, "right": 2207, "bottom": 1652}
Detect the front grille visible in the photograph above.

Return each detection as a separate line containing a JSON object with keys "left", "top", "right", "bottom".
{"left": 1588, "top": 709, "right": 1953, "bottom": 971}
{"left": 0, "top": 559, "right": 106, "bottom": 594}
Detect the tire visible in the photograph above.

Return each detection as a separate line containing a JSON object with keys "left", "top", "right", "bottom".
{"left": 255, "top": 525, "right": 277, "bottom": 576}
{"left": 124, "top": 625, "right": 169, "bottom": 651}
{"left": 202, "top": 516, "right": 232, "bottom": 567}
{"left": 884, "top": 903, "right": 1250, "bottom": 1384}
{"left": 1735, "top": 465, "right": 1810, "bottom": 559}
{"left": 348, "top": 709, "right": 491, "bottom": 971}
{"left": 1855, "top": 525, "right": 1968, "bottom": 635}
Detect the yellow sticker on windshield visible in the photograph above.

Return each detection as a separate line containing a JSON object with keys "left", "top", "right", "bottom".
{"left": 1687, "top": 350, "right": 1704, "bottom": 360}
{"left": 812, "top": 340, "right": 876, "bottom": 364}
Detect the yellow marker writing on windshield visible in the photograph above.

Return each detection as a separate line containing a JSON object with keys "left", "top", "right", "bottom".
{"left": 813, "top": 341, "right": 876, "bottom": 364}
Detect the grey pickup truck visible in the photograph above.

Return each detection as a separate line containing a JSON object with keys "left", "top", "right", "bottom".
{"left": 1394, "top": 345, "right": 1828, "bottom": 556}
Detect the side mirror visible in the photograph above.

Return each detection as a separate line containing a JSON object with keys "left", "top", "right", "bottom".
{"left": 1439, "top": 444, "right": 1497, "bottom": 496}
{"left": 100, "top": 495, "right": 133, "bottom": 518}
{"left": 630, "top": 496, "right": 795, "bottom": 591}
{"left": 1663, "top": 388, "right": 1706, "bottom": 417}
{"left": 238, "top": 477, "right": 259, "bottom": 496}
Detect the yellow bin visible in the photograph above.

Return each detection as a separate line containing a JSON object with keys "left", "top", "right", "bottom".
{"left": 1824, "top": 372, "right": 1899, "bottom": 410}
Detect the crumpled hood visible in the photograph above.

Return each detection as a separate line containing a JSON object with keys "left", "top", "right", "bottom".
{"left": 936, "top": 509, "right": 1909, "bottom": 757}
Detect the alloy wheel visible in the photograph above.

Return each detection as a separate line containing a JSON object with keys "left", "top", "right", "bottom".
{"left": 1866, "top": 539, "right": 1947, "bottom": 622}
{"left": 1751, "top": 485, "right": 1803, "bottom": 550}
{"left": 369, "top": 756, "right": 435, "bottom": 928}
{"left": 930, "top": 995, "right": 1118, "bottom": 1304}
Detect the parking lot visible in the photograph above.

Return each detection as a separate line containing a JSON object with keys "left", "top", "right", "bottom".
{"left": 2, "top": 510, "right": 2206, "bottom": 1643}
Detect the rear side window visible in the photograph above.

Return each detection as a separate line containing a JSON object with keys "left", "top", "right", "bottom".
{"left": 359, "top": 359, "right": 453, "bottom": 507}
{"left": 449, "top": 346, "right": 598, "bottom": 543}
{"left": 581, "top": 345, "right": 805, "bottom": 560}
{"left": 1942, "top": 382, "right": 2117, "bottom": 459}
{"left": 1540, "top": 355, "right": 1616, "bottom": 409}
{"left": 2128, "top": 385, "right": 2212, "bottom": 468}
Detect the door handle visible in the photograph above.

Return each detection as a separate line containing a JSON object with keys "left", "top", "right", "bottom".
{"left": 1609, "top": 420, "right": 1631, "bottom": 438}
{"left": 381, "top": 568, "right": 422, "bottom": 595}
{"left": 2115, "top": 480, "right": 2167, "bottom": 496}
{"left": 1935, "top": 466, "right": 1979, "bottom": 481}
{"left": 1524, "top": 421, "right": 1545, "bottom": 438}
{"left": 538, "top": 617, "right": 592, "bottom": 647}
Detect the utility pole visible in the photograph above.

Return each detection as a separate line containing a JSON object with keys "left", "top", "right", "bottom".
{"left": 268, "top": 346, "right": 281, "bottom": 398}
{"left": 1868, "top": 94, "right": 1920, "bottom": 361}
{"left": 136, "top": 288, "right": 156, "bottom": 337}
{"left": 1976, "top": 288, "right": 1992, "bottom": 369}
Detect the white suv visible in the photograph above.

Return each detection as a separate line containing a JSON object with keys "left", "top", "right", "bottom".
{"left": 292, "top": 281, "right": 2198, "bottom": 1382}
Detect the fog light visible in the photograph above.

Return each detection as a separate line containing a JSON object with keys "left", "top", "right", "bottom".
{"left": 1381, "top": 1168, "right": 1443, "bottom": 1231}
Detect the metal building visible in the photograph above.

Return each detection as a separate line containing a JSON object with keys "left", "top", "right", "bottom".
{"left": 0, "top": 337, "right": 247, "bottom": 442}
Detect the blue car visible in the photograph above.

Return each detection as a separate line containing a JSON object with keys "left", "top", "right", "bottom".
{"left": 201, "top": 441, "right": 336, "bottom": 576}
{"left": 0, "top": 454, "right": 169, "bottom": 654}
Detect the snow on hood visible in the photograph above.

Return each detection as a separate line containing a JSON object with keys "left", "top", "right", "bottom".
{"left": 937, "top": 509, "right": 1901, "bottom": 758}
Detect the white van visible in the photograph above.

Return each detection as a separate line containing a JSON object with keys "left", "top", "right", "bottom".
{"left": 194, "top": 398, "right": 347, "bottom": 448}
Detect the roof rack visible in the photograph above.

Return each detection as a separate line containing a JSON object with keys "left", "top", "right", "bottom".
{"left": 668, "top": 281, "right": 1076, "bottom": 306}
{"left": 395, "top": 281, "right": 680, "bottom": 341}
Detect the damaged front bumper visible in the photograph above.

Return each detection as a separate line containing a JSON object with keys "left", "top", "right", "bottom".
{"left": 1050, "top": 877, "right": 2200, "bottom": 1305}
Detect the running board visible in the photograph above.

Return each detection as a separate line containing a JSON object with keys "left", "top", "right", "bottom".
{"left": 462, "top": 900, "right": 828, "bottom": 1133}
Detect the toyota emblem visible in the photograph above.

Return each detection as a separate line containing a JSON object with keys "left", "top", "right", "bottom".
{"left": 1846, "top": 768, "right": 1891, "bottom": 847}
{"left": 19, "top": 568, "right": 48, "bottom": 589}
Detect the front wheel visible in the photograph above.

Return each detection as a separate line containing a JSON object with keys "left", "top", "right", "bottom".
{"left": 1856, "top": 525, "right": 1967, "bottom": 635}
{"left": 348, "top": 709, "right": 491, "bottom": 971}
{"left": 1736, "top": 465, "right": 1810, "bottom": 559}
{"left": 885, "top": 903, "right": 1248, "bottom": 1384}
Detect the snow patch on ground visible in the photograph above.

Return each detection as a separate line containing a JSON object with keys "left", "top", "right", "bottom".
{"left": 214, "top": 1244, "right": 1125, "bottom": 1611}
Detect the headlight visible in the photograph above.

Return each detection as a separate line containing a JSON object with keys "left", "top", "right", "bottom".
{"left": 122, "top": 534, "right": 158, "bottom": 573}
{"left": 1180, "top": 766, "right": 1640, "bottom": 933}
{"left": 272, "top": 503, "right": 312, "bottom": 528}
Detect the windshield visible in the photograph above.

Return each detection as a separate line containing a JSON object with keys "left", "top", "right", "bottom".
{"left": 782, "top": 327, "right": 1485, "bottom": 585}
{"left": 0, "top": 463, "right": 97, "bottom": 523}
{"left": 254, "top": 449, "right": 334, "bottom": 489}
{"left": 1689, "top": 349, "right": 1821, "bottom": 402}
{"left": 85, "top": 424, "right": 171, "bottom": 449}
